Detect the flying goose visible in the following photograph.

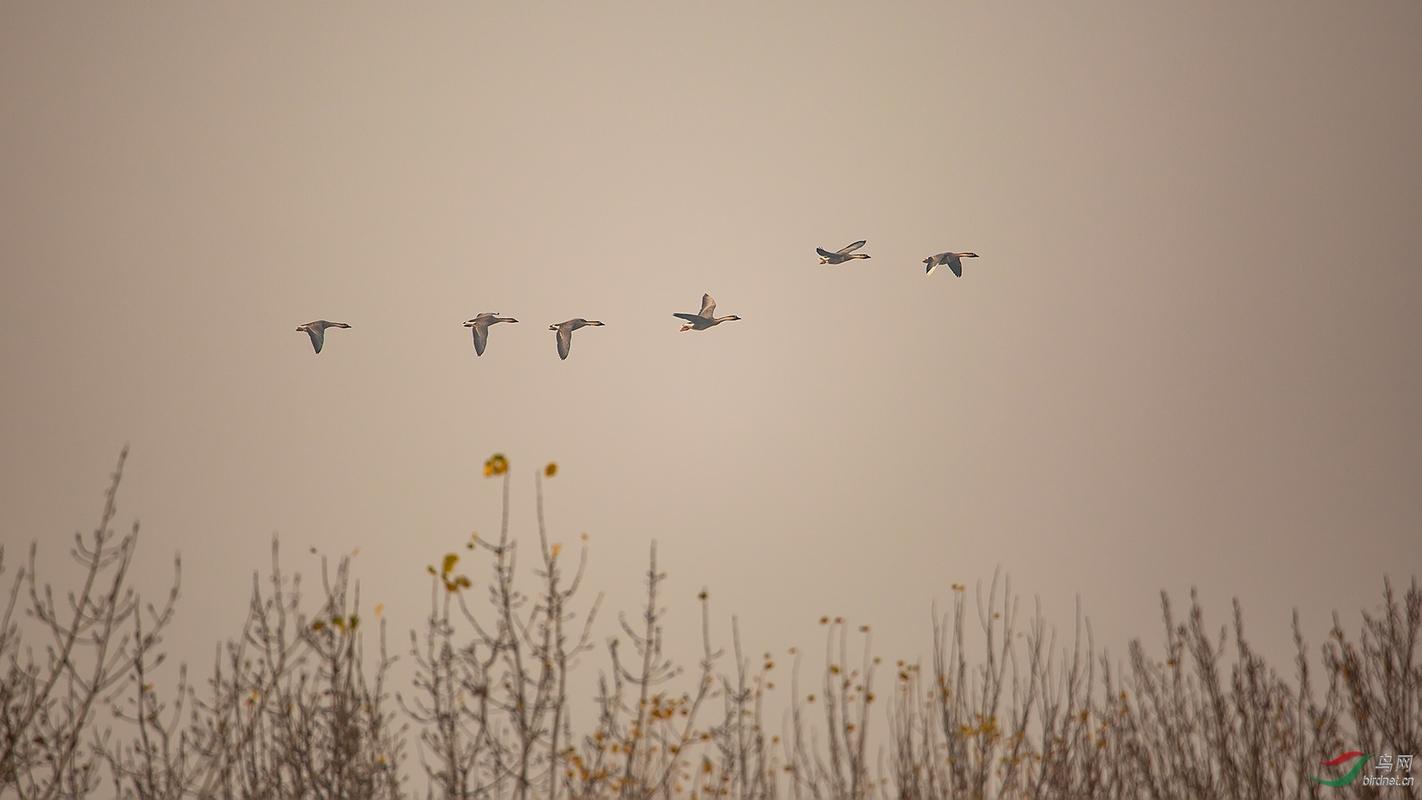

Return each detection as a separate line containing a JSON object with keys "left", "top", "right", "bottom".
{"left": 674, "top": 293, "right": 742, "bottom": 331}
{"left": 923, "top": 251, "right": 980, "bottom": 277}
{"left": 296, "top": 320, "right": 351, "bottom": 354}
{"left": 549, "top": 318, "right": 605, "bottom": 360}
{"left": 816, "top": 240, "right": 870, "bottom": 265}
{"left": 462, "top": 313, "right": 518, "bottom": 356}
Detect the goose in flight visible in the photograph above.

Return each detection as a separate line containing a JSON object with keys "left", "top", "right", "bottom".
{"left": 923, "top": 251, "right": 980, "bottom": 277}
{"left": 674, "top": 293, "right": 742, "bottom": 331}
{"left": 462, "top": 313, "right": 518, "bottom": 356}
{"left": 296, "top": 320, "right": 351, "bottom": 354}
{"left": 549, "top": 318, "right": 605, "bottom": 360}
{"left": 817, "top": 240, "right": 870, "bottom": 265}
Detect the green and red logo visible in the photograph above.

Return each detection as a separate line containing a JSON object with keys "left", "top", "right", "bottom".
{"left": 1311, "top": 751, "right": 1370, "bottom": 787}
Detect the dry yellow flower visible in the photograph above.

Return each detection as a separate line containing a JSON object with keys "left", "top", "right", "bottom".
{"left": 484, "top": 453, "right": 509, "bottom": 477}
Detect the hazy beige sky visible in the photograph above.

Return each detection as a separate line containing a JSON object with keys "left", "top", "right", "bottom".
{"left": 2, "top": 1, "right": 1420, "bottom": 688}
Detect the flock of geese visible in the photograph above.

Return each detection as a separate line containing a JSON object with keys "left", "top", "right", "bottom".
{"left": 295, "top": 241, "right": 982, "bottom": 358}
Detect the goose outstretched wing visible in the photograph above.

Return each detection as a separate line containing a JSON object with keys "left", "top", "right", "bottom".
{"left": 305, "top": 326, "right": 325, "bottom": 354}
{"left": 698, "top": 294, "right": 716, "bottom": 318}
{"left": 836, "top": 240, "right": 866, "bottom": 255}
{"left": 470, "top": 322, "right": 489, "bottom": 356}
{"left": 556, "top": 325, "right": 572, "bottom": 360}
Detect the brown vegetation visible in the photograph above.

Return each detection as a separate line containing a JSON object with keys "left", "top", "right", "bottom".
{"left": 1, "top": 451, "right": 1417, "bottom": 799}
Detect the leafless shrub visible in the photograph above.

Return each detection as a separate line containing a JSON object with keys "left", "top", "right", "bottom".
{"left": 1, "top": 452, "right": 1417, "bottom": 800}
{"left": 0, "top": 447, "right": 180, "bottom": 799}
{"left": 183, "top": 543, "right": 406, "bottom": 800}
{"left": 402, "top": 464, "right": 724, "bottom": 800}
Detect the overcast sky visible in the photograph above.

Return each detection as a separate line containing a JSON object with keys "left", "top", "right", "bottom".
{"left": 2, "top": 1, "right": 1420, "bottom": 697}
